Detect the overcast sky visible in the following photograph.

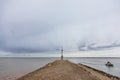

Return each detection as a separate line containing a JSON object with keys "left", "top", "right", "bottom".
{"left": 0, "top": 0, "right": 120, "bottom": 56}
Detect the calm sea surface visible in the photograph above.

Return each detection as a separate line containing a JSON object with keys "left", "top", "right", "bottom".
{"left": 67, "top": 57, "right": 120, "bottom": 77}
{"left": 0, "top": 57, "right": 120, "bottom": 79}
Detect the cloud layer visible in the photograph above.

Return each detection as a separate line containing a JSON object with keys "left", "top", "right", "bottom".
{"left": 0, "top": 0, "right": 120, "bottom": 54}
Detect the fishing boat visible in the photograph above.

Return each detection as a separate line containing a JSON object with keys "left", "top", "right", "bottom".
{"left": 105, "top": 61, "right": 114, "bottom": 67}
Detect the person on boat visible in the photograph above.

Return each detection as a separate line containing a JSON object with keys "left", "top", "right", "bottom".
{"left": 107, "top": 61, "right": 110, "bottom": 64}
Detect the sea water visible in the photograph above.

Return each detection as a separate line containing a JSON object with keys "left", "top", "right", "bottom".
{"left": 0, "top": 57, "right": 120, "bottom": 79}
{"left": 67, "top": 57, "right": 120, "bottom": 77}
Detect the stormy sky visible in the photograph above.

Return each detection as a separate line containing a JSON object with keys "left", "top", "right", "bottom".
{"left": 0, "top": 0, "right": 120, "bottom": 57}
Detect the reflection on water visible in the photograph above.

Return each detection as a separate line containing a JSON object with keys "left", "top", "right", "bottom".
{"left": 0, "top": 57, "right": 120, "bottom": 79}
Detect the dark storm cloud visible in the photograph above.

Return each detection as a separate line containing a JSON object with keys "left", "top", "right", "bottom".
{"left": 0, "top": 0, "right": 120, "bottom": 53}
{"left": 78, "top": 41, "right": 120, "bottom": 51}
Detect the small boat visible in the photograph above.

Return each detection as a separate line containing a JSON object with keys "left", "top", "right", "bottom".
{"left": 105, "top": 61, "right": 114, "bottom": 67}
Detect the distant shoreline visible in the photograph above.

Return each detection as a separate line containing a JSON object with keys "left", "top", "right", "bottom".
{"left": 0, "top": 57, "right": 120, "bottom": 58}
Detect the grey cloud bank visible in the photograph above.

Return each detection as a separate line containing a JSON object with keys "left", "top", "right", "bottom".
{"left": 0, "top": 0, "right": 120, "bottom": 55}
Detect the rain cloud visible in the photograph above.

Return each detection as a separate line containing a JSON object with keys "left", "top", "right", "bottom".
{"left": 0, "top": 0, "right": 120, "bottom": 54}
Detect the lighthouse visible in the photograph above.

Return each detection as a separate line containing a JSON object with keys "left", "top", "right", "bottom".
{"left": 61, "top": 47, "right": 63, "bottom": 60}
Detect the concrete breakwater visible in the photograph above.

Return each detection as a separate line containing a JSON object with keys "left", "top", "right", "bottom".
{"left": 79, "top": 63, "right": 120, "bottom": 80}
{"left": 17, "top": 60, "right": 119, "bottom": 80}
